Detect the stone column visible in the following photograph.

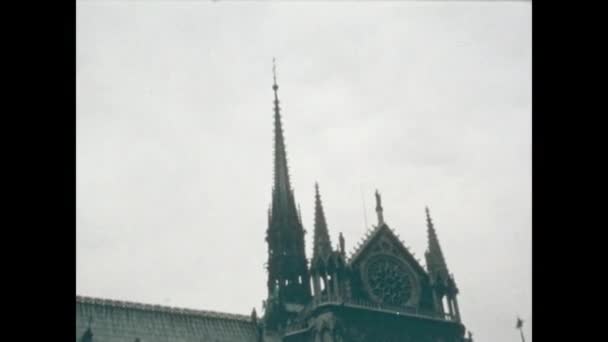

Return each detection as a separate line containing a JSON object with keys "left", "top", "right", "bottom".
{"left": 452, "top": 297, "right": 461, "bottom": 321}
{"left": 333, "top": 272, "right": 340, "bottom": 300}
{"left": 432, "top": 290, "right": 443, "bottom": 315}
{"left": 447, "top": 297, "right": 454, "bottom": 319}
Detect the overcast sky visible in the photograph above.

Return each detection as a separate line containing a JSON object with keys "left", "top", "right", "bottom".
{"left": 77, "top": 1, "right": 531, "bottom": 341}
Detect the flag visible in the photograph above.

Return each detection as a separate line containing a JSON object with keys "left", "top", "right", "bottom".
{"left": 516, "top": 317, "right": 524, "bottom": 329}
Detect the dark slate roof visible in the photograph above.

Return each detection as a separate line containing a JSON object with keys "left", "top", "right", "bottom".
{"left": 76, "top": 295, "right": 259, "bottom": 342}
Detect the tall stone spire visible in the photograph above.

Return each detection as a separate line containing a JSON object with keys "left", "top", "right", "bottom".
{"left": 269, "top": 58, "right": 298, "bottom": 223}
{"left": 265, "top": 59, "right": 311, "bottom": 315}
{"left": 313, "top": 182, "right": 332, "bottom": 260}
{"left": 272, "top": 58, "right": 293, "bottom": 203}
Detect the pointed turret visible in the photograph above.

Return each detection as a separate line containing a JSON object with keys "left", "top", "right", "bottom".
{"left": 424, "top": 206, "right": 461, "bottom": 321}
{"left": 265, "top": 60, "right": 311, "bottom": 319}
{"left": 424, "top": 206, "right": 449, "bottom": 280}
{"left": 312, "top": 182, "right": 332, "bottom": 260}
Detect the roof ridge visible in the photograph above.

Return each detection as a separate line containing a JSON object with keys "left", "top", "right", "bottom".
{"left": 347, "top": 224, "right": 426, "bottom": 272}
{"left": 76, "top": 295, "right": 252, "bottom": 322}
{"left": 384, "top": 225, "right": 427, "bottom": 273}
{"left": 347, "top": 224, "right": 383, "bottom": 263}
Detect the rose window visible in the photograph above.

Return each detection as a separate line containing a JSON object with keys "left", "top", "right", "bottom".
{"left": 365, "top": 255, "right": 413, "bottom": 306}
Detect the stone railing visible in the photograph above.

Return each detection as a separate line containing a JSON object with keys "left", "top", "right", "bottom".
{"left": 284, "top": 295, "right": 458, "bottom": 335}
{"left": 305, "top": 294, "right": 456, "bottom": 321}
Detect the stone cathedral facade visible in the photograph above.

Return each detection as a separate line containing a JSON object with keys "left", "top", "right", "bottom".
{"left": 76, "top": 66, "right": 474, "bottom": 342}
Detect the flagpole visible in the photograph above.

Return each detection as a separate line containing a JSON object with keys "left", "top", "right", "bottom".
{"left": 519, "top": 328, "right": 526, "bottom": 342}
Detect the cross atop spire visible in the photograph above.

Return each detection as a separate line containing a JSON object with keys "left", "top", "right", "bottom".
{"left": 272, "top": 57, "right": 278, "bottom": 91}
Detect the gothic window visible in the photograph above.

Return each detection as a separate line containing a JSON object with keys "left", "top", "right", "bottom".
{"left": 363, "top": 254, "right": 414, "bottom": 307}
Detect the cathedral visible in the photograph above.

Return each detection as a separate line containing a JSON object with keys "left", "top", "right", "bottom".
{"left": 76, "top": 64, "right": 474, "bottom": 342}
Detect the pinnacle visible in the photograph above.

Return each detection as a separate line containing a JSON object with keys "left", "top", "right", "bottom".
{"left": 313, "top": 183, "right": 332, "bottom": 260}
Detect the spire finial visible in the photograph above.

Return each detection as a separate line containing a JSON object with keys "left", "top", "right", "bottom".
{"left": 272, "top": 57, "right": 278, "bottom": 91}
{"left": 375, "top": 189, "right": 384, "bottom": 226}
